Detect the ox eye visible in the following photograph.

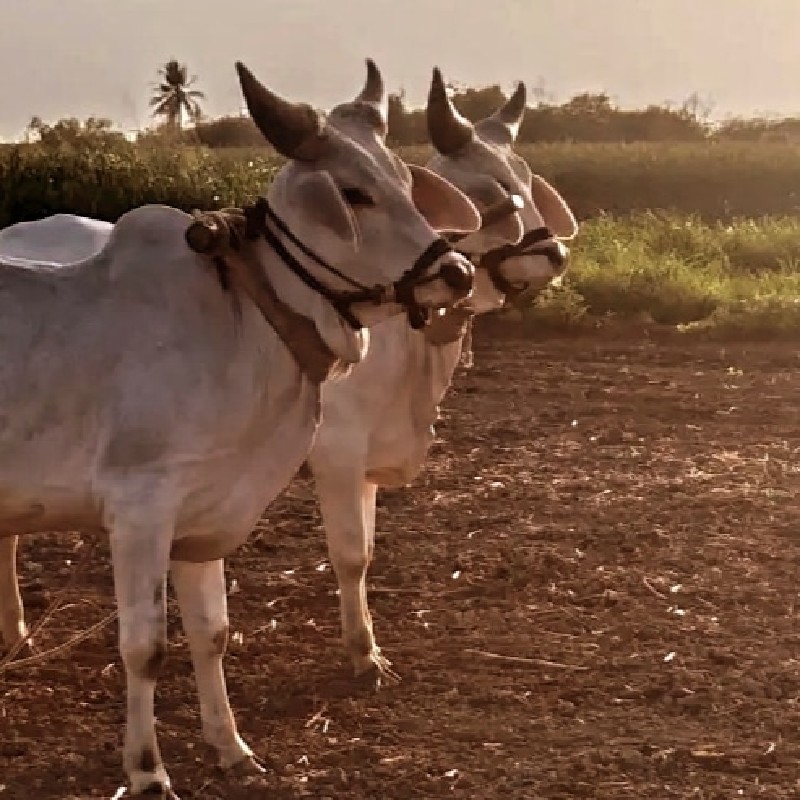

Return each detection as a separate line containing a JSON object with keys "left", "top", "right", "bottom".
{"left": 341, "top": 187, "right": 375, "bottom": 207}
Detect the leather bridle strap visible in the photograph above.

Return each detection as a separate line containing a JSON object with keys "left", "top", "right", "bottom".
{"left": 392, "top": 237, "right": 454, "bottom": 330}
{"left": 477, "top": 225, "right": 555, "bottom": 268}
{"left": 244, "top": 197, "right": 378, "bottom": 330}
{"left": 470, "top": 226, "right": 562, "bottom": 297}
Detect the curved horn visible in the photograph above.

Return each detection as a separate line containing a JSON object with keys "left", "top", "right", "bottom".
{"left": 426, "top": 67, "right": 474, "bottom": 155}
{"left": 357, "top": 58, "right": 384, "bottom": 104}
{"left": 490, "top": 81, "right": 527, "bottom": 140}
{"left": 355, "top": 57, "right": 388, "bottom": 130}
{"left": 235, "top": 61, "right": 326, "bottom": 161}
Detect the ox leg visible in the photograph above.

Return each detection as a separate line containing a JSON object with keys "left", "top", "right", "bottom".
{"left": 0, "top": 535, "right": 28, "bottom": 650}
{"left": 109, "top": 514, "right": 176, "bottom": 797}
{"left": 170, "top": 559, "right": 264, "bottom": 776}
{"left": 316, "top": 469, "right": 397, "bottom": 682}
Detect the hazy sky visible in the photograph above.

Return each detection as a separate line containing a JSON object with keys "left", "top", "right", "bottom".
{"left": 0, "top": 0, "right": 797, "bottom": 140}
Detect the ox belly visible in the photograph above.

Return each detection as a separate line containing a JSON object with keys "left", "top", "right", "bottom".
{"left": 169, "top": 380, "right": 319, "bottom": 561}
{"left": 0, "top": 488, "right": 103, "bottom": 536}
{"left": 0, "top": 372, "right": 319, "bottom": 558}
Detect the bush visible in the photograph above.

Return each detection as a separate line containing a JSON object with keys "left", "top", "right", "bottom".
{"left": 3, "top": 139, "right": 800, "bottom": 337}
{"left": 523, "top": 282, "right": 589, "bottom": 330}
{"left": 679, "top": 298, "right": 800, "bottom": 338}
{"left": 396, "top": 141, "right": 800, "bottom": 221}
{"left": 546, "top": 213, "right": 800, "bottom": 333}
{"left": 0, "top": 144, "right": 279, "bottom": 226}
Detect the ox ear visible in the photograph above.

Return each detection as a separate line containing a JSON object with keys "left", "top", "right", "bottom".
{"left": 530, "top": 174, "right": 578, "bottom": 240}
{"left": 408, "top": 164, "right": 481, "bottom": 234}
{"left": 290, "top": 170, "right": 359, "bottom": 253}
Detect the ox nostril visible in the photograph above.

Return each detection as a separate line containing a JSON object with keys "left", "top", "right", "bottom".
{"left": 439, "top": 258, "right": 475, "bottom": 293}
{"left": 547, "top": 242, "right": 569, "bottom": 270}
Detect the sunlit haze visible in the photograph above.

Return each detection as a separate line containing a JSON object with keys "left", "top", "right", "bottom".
{"left": 0, "top": 0, "right": 797, "bottom": 140}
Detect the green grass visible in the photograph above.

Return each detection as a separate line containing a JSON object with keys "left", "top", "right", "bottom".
{"left": 526, "top": 213, "right": 800, "bottom": 336}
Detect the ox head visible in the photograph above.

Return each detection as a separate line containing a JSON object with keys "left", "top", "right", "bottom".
{"left": 425, "top": 69, "right": 578, "bottom": 313}
{"left": 235, "top": 60, "right": 481, "bottom": 330}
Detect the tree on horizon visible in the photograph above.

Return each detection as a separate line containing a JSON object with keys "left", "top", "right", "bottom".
{"left": 149, "top": 59, "right": 205, "bottom": 128}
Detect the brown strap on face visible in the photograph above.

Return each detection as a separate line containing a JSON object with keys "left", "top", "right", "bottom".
{"left": 185, "top": 209, "right": 342, "bottom": 385}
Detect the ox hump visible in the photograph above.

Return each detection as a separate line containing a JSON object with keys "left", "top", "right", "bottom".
{"left": 105, "top": 205, "right": 199, "bottom": 281}
{"left": 110, "top": 205, "right": 193, "bottom": 249}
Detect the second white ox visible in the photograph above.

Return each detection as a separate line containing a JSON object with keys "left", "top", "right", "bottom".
{"left": 306, "top": 68, "right": 578, "bottom": 679}
{"left": 0, "top": 60, "right": 480, "bottom": 798}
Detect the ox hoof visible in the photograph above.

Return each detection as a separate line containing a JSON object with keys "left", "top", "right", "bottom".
{"left": 216, "top": 754, "right": 273, "bottom": 786}
{"left": 227, "top": 754, "right": 269, "bottom": 776}
{"left": 354, "top": 650, "right": 401, "bottom": 690}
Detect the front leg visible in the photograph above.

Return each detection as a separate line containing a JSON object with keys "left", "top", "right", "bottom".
{"left": 170, "top": 558, "right": 262, "bottom": 774}
{"left": 108, "top": 507, "right": 176, "bottom": 797}
{"left": 312, "top": 462, "right": 396, "bottom": 682}
{"left": 0, "top": 535, "right": 28, "bottom": 650}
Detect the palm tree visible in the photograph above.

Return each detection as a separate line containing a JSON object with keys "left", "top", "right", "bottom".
{"left": 149, "top": 59, "right": 205, "bottom": 128}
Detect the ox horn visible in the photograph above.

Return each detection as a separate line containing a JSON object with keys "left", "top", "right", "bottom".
{"left": 235, "top": 61, "right": 326, "bottom": 161}
{"left": 355, "top": 57, "right": 389, "bottom": 132}
{"left": 426, "top": 67, "right": 474, "bottom": 155}
{"left": 482, "top": 81, "right": 527, "bottom": 142}
{"left": 357, "top": 58, "right": 385, "bottom": 105}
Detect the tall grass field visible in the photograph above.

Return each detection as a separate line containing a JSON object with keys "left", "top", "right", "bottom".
{"left": 528, "top": 213, "right": 800, "bottom": 336}
{"left": 2, "top": 140, "right": 800, "bottom": 334}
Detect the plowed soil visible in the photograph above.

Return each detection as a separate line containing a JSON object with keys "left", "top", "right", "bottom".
{"left": 2, "top": 321, "right": 799, "bottom": 799}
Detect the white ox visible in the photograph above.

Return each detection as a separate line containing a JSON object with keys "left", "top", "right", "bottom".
{"left": 0, "top": 216, "right": 114, "bottom": 650}
{"left": 0, "top": 59, "right": 481, "bottom": 798}
{"left": 307, "top": 69, "right": 578, "bottom": 679}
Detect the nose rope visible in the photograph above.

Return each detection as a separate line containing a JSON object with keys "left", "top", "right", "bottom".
{"left": 473, "top": 225, "right": 557, "bottom": 271}
{"left": 460, "top": 225, "right": 566, "bottom": 298}
{"left": 445, "top": 194, "right": 566, "bottom": 297}
{"left": 392, "top": 237, "right": 455, "bottom": 330}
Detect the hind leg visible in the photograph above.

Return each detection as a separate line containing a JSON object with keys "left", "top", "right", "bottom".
{"left": 171, "top": 558, "right": 261, "bottom": 772}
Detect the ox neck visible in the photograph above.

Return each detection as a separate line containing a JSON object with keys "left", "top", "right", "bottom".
{"left": 248, "top": 235, "right": 367, "bottom": 371}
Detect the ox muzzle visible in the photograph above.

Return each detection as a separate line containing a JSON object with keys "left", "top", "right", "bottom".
{"left": 450, "top": 194, "right": 570, "bottom": 303}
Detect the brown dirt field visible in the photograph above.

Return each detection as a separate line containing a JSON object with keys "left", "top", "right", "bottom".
{"left": 1, "top": 323, "right": 799, "bottom": 799}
